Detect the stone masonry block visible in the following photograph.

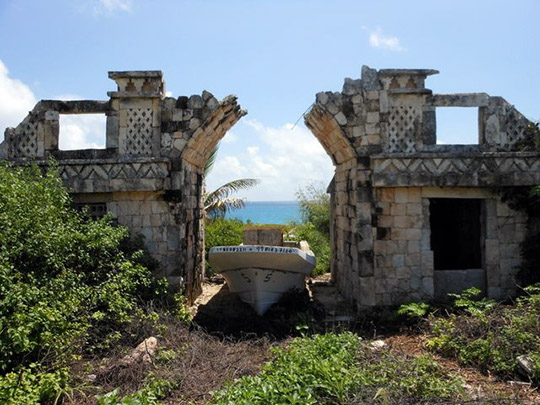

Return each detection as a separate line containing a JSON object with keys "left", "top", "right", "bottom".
{"left": 392, "top": 229, "right": 421, "bottom": 241}
{"left": 359, "top": 277, "right": 376, "bottom": 306}
{"left": 421, "top": 251, "right": 434, "bottom": 268}
{"left": 406, "top": 203, "right": 422, "bottom": 216}
{"left": 394, "top": 188, "right": 409, "bottom": 203}
{"left": 367, "top": 112, "right": 380, "bottom": 123}
{"left": 396, "top": 267, "right": 410, "bottom": 279}
{"left": 408, "top": 240, "right": 420, "bottom": 253}
{"left": 390, "top": 203, "right": 407, "bottom": 216}
{"left": 408, "top": 188, "right": 422, "bottom": 202}
{"left": 405, "top": 252, "right": 421, "bottom": 266}
{"left": 393, "top": 215, "right": 408, "bottom": 228}
{"left": 406, "top": 215, "right": 423, "bottom": 229}
{"left": 378, "top": 215, "right": 392, "bottom": 228}
{"left": 422, "top": 277, "right": 434, "bottom": 296}
{"left": 485, "top": 239, "right": 500, "bottom": 265}
{"left": 378, "top": 188, "right": 394, "bottom": 202}
{"left": 392, "top": 254, "right": 405, "bottom": 267}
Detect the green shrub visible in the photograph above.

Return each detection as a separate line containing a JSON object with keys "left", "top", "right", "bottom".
{"left": 291, "top": 183, "right": 331, "bottom": 276}
{"left": 397, "top": 301, "right": 432, "bottom": 319}
{"left": 292, "top": 222, "right": 330, "bottom": 276}
{"left": 427, "top": 285, "right": 540, "bottom": 381}
{"left": 210, "top": 332, "right": 363, "bottom": 404}
{"left": 448, "top": 287, "right": 497, "bottom": 315}
{"left": 96, "top": 376, "right": 177, "bottom": 405}
{"left": 296, "top": 183, "right": 330, "bottom": 236}
{"left": 0, "top": 163, "right": 167, "bottom": 401}
{"left": 210, "top": 332, "right": 464, "bottom": 404}
{"left": 0, "top": 366, "right": 69, "bottom": 405}
{"left": 204, "top": 218, "right": 243, "bottom": 275}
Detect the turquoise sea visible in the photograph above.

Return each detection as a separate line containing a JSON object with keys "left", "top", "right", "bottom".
{"left": 225, "top": 201, "right": 301, "bottom": 225}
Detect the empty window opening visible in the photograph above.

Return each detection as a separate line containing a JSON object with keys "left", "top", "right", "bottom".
{"left": 430, "top": 198, "right": 482, "bottom": 270}
{"left": 59, "top": 114, "right": 106, "bottom": 150}
{"left": 436, "top": 107, "right": 478, "bottom": 145}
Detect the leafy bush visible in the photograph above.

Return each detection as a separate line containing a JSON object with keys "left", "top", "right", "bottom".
{"left": 96, "top": 376, "right": 177, "bottom": 405}
{"left": 211, "top": 332, "right": 464, "bottom": 404}
{"left": 0, "top": 163, "right": 167, "bottom": 402}
{"left": 447, "top": 287, "right": 497, "bottom": 315}
{"left": 397, "top": 302, "right": 432, "bottom": 319}
{"left": 427, "top": 286, "right": 540, "bottom": 381}
{"left": 297, "top": 183, "right": 330, "bottom": 235}
{"left": 204, "top": 218, "right": 244, "bottom": 275}
{"left": 292, "top": 222, "right": 330, "bottom": 276}
{"left": 291, "top": 183, "right": 331, "bottom": 276}
{"left": 0, "top": 366, "right": 69, "bottom": 405}
{"left": 205, "top": 218, "right": 244, "bottom": 250}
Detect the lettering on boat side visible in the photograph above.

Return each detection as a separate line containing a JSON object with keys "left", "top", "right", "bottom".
{"left": 214, "top": 246, "right": 296, "bottom": 254}
{"left": 263, "top": 271, "right": 275, "bottom": 283}
{"left": 240, "top": 272, "right": 251, "bottom": 283}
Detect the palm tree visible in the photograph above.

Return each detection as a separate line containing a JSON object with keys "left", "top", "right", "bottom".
{"left": 203, "top": 145, "right": 260, "bottom": 218}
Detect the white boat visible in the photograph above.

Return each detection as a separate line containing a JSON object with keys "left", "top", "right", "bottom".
{"left": 208, "top": 243, "right": 316, "bottom": 315}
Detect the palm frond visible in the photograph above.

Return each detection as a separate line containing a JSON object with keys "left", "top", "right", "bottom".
{"left": 204, "top": 178, "right": 260, "bottom": 218}
{"left": 205, "top": 196, "right": 248, "bottom": 218}
{"left": 204, "top": 178, "right": 260, "bottom": 205}
{"left": 204, "top": 144, "right": 220, "bottom": 178}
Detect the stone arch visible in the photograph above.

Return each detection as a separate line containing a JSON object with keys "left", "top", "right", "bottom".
{"left": 181, "top": 95, "right": 247, "bottom": 170}
{"left": 304, "top": 104, "right": 356, "bottom": 166}
{"left": 304, "top": 102, "right": 359, "bottom": 290}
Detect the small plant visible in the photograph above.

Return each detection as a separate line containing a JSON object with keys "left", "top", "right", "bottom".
{"left": 173, "top": 293, "right": 192, "bottom": 324}
{"left": 96, "top": 376, "right": 177, "bottom": 405}
{"left": 397, "top": 301, "right": 432, "bottom": 319}
{"left": 427, "top": 284, "right": 540, "bottom": 382}
{"left": 448, "top": 287, "right": 496, "bottom": 315}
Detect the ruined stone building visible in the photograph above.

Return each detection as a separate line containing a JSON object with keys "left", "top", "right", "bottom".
{"left": 305, "top": 66, "right": 539, "bottom": 309}
{"left": 1, "top": 71, "right": 245, "bottom": 302}
{"left": 2, "top": 67, "right": 538, "bottom": 309}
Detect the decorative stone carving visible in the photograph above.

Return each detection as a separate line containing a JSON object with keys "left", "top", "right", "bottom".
{"left": 125, "top": 108, "right": 154, "bottom": 155}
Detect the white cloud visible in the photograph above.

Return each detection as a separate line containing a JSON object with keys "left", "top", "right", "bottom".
{"left": 0, "top": 60, "right": 37, "bottom": 139}
{"left": 205, "top": 119, "right": 335, "bottom": 201}
{"left": 221, "top": 131, "right": 238, "bottom": 144}
{"left": 368, "top": 27, "right": 405, "bottom": 51}
{"left": 55, "top": 94, "right": 107, "bottom": 150}
{"left": 247, "top": 146, "right": 259, "bottom": 156}
{"left": 94, "top": 0, "right": 132, "bottom": 14}
{"left": 59, "top": 114, "right": 107, "bottom": 150}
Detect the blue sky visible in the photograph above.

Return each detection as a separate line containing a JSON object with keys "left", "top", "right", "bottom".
{"left": 1, "top": 0, "right": 539, "bottom": 200}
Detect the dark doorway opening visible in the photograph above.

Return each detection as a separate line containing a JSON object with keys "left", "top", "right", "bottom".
{"left": 429, "top": 198, "right": 482, "bottom": 270}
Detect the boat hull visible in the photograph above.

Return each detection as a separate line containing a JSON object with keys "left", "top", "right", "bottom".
{"left": 208, "top": 245, "right": 316, "bottom": 315}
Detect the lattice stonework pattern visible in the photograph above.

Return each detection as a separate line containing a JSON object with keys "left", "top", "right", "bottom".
{"left": 387, "top": 106, "right": 420, "bottom": 153}
{"left": 126, "top": 108, "right": 153, "bottom": 155}
{"left": 14, "top": 121, "right": 39, "bottom": 157}
{"left": 503, "top": 110, "right": 527, "bottom": 150}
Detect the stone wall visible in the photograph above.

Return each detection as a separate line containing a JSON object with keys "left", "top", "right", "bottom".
{"left": 305, "top": 66, "right": 539, "bottom": 310}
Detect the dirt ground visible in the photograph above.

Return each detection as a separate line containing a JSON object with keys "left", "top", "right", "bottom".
{"left": 68, "top": 276, "right": 539, "bottom": 404}
{"left": 189, "top": 275, "right": 540, "bottom": 404}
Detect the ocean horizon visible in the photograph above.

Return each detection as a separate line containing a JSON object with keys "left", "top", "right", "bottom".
{"left": 225, "top": 201, "right": 301, "bottom": 225}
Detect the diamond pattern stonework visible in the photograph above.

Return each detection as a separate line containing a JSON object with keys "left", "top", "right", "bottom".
{"left": 126, "top": 108, "right": 153, "bottom": 155}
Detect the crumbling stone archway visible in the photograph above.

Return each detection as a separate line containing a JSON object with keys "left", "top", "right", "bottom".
{"left": 304, "top": 65, "right": 540, "bottom": 310}
{"left": 0, "top": 71, "right": 246, "bottom": 303}
{"left": 3, "top": 67, "right": 539, "bottom": 309}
